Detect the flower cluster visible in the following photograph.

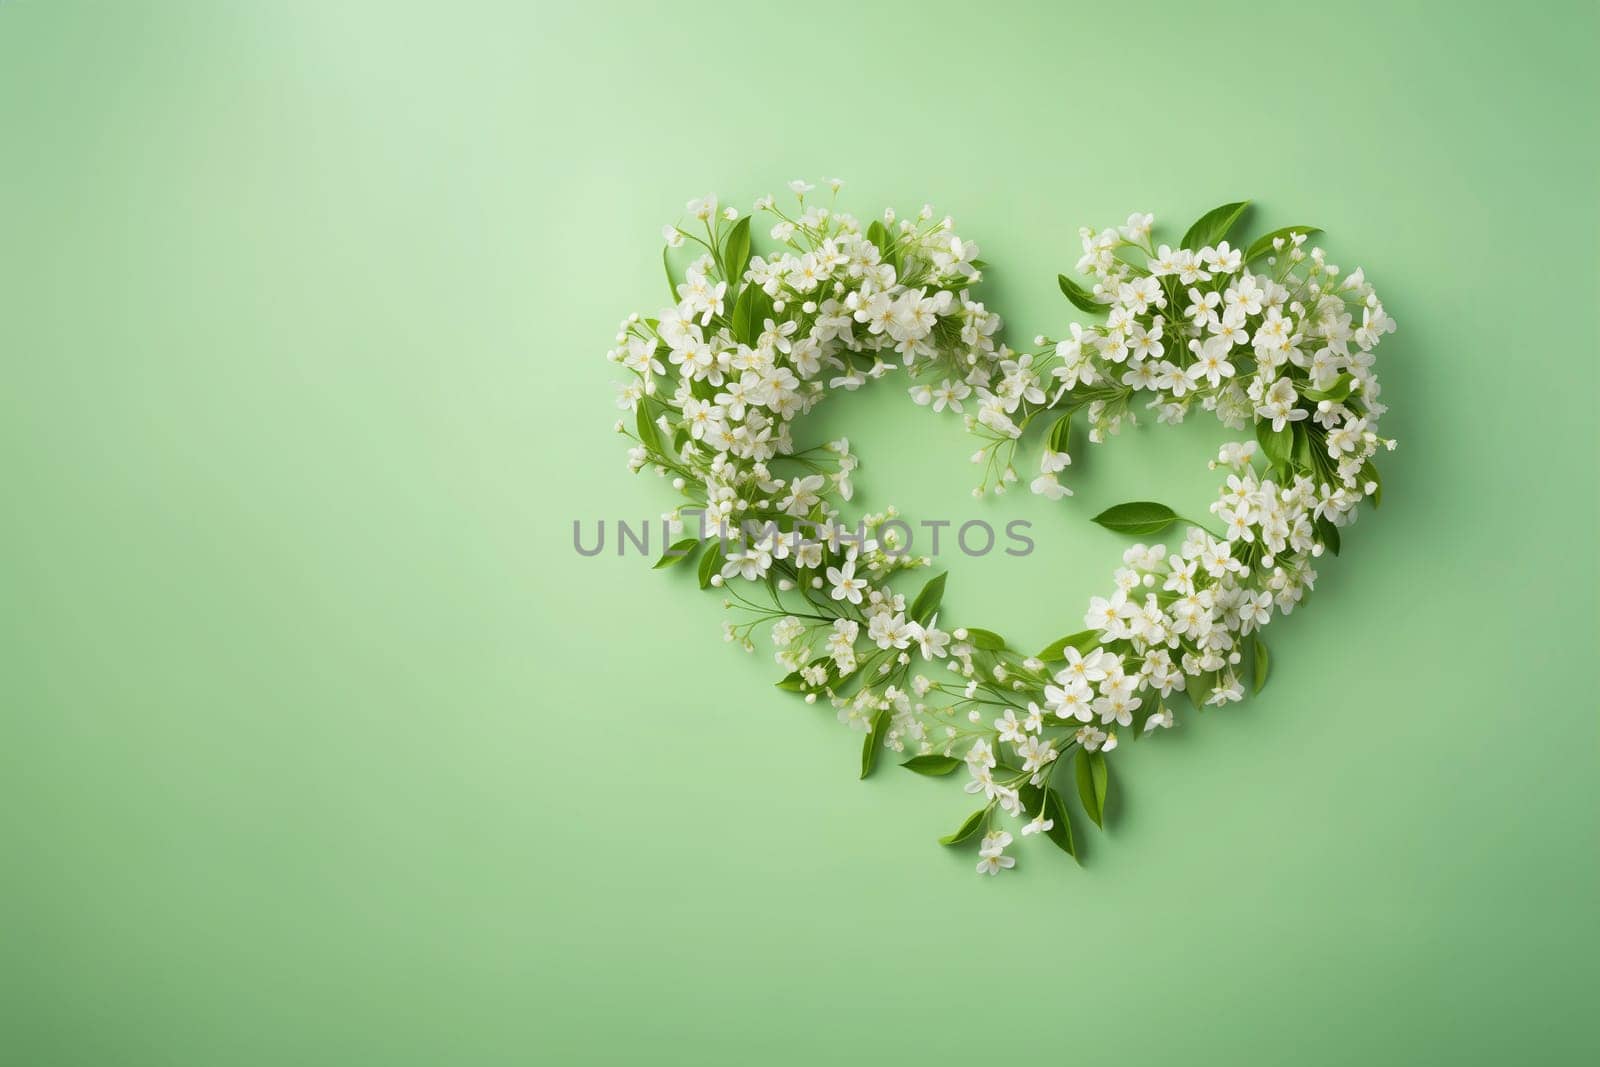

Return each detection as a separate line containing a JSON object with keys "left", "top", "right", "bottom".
{"left": 608, "top": 192, "right": 1396, "bottom": 876}
{"left": 612, "top": 180, "right": 1004, "bottom": 525}
{"left": 1043, "top": 211, "right": 1392, "bottom": 484}
{"left": 1013, "top": 209, "right": 1397, "bottom": 713}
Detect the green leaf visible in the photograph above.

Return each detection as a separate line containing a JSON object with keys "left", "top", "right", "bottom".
{"left": 635, "top": 405, "right": 662, "bottom": 454}
{"left": 1038, "top": 629, "right": 1102, "bottom": 661}
{"left": 901, "top": 755, "right": 962, "bottom": 776}
{"left": 653, "top": 538, "right": 701, "bottom": 569}
{"left": 1020, "top": 784, "right": 1078, "bottom": 861}
{"left": 1074, "top": 749, "right": 1108, "bottom": 828}
{"left": 733, "top": 284, "right": 773, "bottom": 347}
{"left": 1292, "top": 422, "right": 1314, "bottom": 469}
{"left": 751, "top": 286, "right": 773, "bottom": 335}
{"left": 939, "top": 807, "right": 988, "bottom": 846}
{"left": 1301, "top": 373, "right": 1353, "bottom": 404}
{"left": 697, "top": 542, "right": 723, "bottom": 590}
{"left": 860, "top": 704, "right": 892, "bottom": 779}
{"left": 866, "top": 219, "right": 901, "bottom": 272}
{"left": 730, "top": 283, "right": 758, "bottom": 345}
{"left": 1256, "top": 419, "right": 1293, "bottom": 469}
{"left": 1047, "top": 413, "right": 1073, "bottom": 454}
{"left": 1057, "top": 273, "right": 1103, "bottom": 314}
{"left": 1091, "top": 501, "right": 1179, "bottom": 537}
{"left": 962, "top": 627, "right": 1007, "bottom": 651}
{"left": 1245, "top": 225, "right": 1322, "bottom": 263}
{"left": 1042, "top": 787, "right": 1077, "bottom": 860}
{"left": 722, "top": 215, "right": 751, "bottom": 284}
{"left": 866, "top": 219, "right": 891, "bottom": 255}
{"left": 1251, "top": 635, "right": 1270, "bottom": 695}
{"left": 909, "top": 571, "right": 947, "bottom": 625}
{"left": 663, "top": 245, "right": 678, "bottom": 300}
{"left": 1180, "top": 200, "right": 1251, "bottom": 250}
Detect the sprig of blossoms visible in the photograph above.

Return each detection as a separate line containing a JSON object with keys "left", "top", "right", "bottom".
{"left": 612, "top": 180, "right": 1006, "bottom": 516}
{"left": 607, "top": 192, "right": 1396, "bottom": 877}
{"left": 1010, "top": 208, "right": 1397, "bottom": 719}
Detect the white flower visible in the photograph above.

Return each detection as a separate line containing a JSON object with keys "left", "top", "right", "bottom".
{"left": 778, "top": 474, "right": 825, "bottom": 516}
{"left": 965, "top": 737, "right": 997, "bottom": 770}
{"left": 1122, "top": 212, "right": 1154, "bottom": 241}
{"left": 1186, "top": 287, "right": 1221, "bottom": 328}
{"left": 825, "top": 618, "right": 859, "bottom": 669}
{"left": 1031, "top": 472, "right": 1072, "bottom": 500}
{"left": 1094, "top": 692, "right": 1141, "bottom": 727}
{"left": 1123, "top": 542, "right": 1166, "bottom": 571}
{"left": 826, "top": 560, "right": 868, "bottom": 604}
{"left": 1356, "top": 305, "right": 1396, "bottom": 348}
{"left": 1224, "top": 274, "right": 1264, "bottom": 317}
{"left": 770, "top": 616, "right": 806, "bottom": 646}
{"left": 867, "top": 611, "right": 913, "bottom": 650}
{"left": 1185, "top": 335, "right": 1236, "bottom": 388}
{"left": 1207, "top": 677, "right": 1246, "bottom": 706}
{"left": 1174, "top": 248, "right": 1211, "bottom": 285}
{"left": 1074, "top": 725, "right": 1109, "bottom": 752}
{"left": 1023, "top": 703, "right": 1045, "bottom": 732}
{"left": 721, "top": 543, "right": 772, "bottom": 581}
{"left": 1040, "top": 448, "right": 1071, "bottom": 474}
{"left": 1016, "top": 735, "right": 1057, "bottom": 773}
{"left": 1217, "top": 440, "right": 1258, "bottom": 467}
{"left": 976, "top": 830, "right": 1015, "bottom": 875}
{"left": 1256, "top": 376, "right": 1308, "bottom": 432}
{"left": 1206, "top": 241, "right": 1242, "bottom": 273}
{"left": 913, "top": 623, "right": 950, "bottom": 661}
{"left": 1085, "top": 592, "right": 1134, "bottom": 633}
{"left": 1022, "top": 814, "right": 1054, "bottom": 836}
{"left": 1148, "top": 244, "right": 1181, "bottom": 276}
{"left": 622, "top": 336, "right": 665, "bottom": 378}
{"left": 930, "top": 379, "right": 971, "bottom": 413}
{"left": 1044, "top": 677, "right": 1093, "bottom": 722}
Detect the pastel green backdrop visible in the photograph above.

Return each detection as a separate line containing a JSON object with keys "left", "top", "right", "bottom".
{"left": 2, "top": 1, "right": 1595, "bottom": 1064}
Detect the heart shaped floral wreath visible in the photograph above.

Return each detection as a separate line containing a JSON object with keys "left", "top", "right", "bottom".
{"left": 605, "top": 181, "right": 1396, "bottom": 875}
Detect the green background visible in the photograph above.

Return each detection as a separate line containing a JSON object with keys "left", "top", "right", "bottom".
{"left": 3, "top": 1, "right": 1596, "bottom": 1063}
